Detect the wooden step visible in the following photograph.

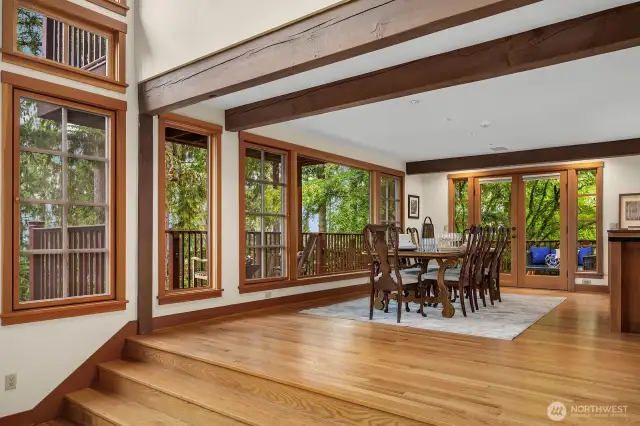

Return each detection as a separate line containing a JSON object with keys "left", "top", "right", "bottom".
{"left": 101, "top": 357, "right": 419, "bottom": 426}
{"left": 64, "top": 388, "right": 189, "bottom": 426}
{"left": 37, "top": 420, "right": 78, "bottom": 426}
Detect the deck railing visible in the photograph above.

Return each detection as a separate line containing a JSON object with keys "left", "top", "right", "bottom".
{"left": 27, "top": 222, "right": 106, "bottom": 300}
{"left": 164, "top": 230, "right": 208, "bottom": 290}
{"left": 43, "top": 17, "right": 108, "bottom": 75}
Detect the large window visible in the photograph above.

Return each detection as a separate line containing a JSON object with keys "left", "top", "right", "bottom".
{"left": 572, "top": 167, "right": 603, "bottom": 276}
{"left": 239, "top": 132, "right": 403, "bottom": 293}
{"left": 157, "top": 114, "right": 222, "bottom": 305}
{"left": 299, "top": 157, "right": 370, "bottom": 277}
{"left": 244, "top": 145, "right": 287, "bottom": 281}
{"left": 380, "top": 174, "right": 401, "bottom": 226}
{"left": 2, "top": 73, "right": 127, "bottom": 325}
{"left": 2, "top": 0, "right": 127, "bottom": 92}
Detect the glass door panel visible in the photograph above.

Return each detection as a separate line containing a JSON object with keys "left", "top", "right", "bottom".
{"left": 477, "top": 177, "right": 517, "bottom": 285}
{"left": 518, "top": 172, "right": 567, "bottom": 290}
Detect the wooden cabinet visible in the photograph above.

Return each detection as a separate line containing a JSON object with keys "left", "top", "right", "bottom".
{"left": 609, "top": 230, "right": 640, "bottom": 333}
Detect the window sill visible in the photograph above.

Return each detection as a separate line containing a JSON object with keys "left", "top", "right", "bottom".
{"left": 158, "top": 289, "right": 223, "bottom": 305}
{"left": 574, "top": 272, "right": 604, "bottom": 279}
{"left": 239, "top": 271, "right": 369, "bottom": 294}
{"left": 86, "top": 0, "right": 129, "bottom": 16}
{"left": 1, "top": 51, "right": 127, "bottom": 93}
{"left": 0, "top": 299, "right": 127, "bottom": 326}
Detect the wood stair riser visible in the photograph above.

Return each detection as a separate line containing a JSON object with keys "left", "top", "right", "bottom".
{"left": 124, "top": 340, "right": 424, "bottom": 426}
{"left": 63, "top": 401, "right": 116, "bottom": 426}
{"left": 97, "top": 368, "right": 247, "bottom": 426}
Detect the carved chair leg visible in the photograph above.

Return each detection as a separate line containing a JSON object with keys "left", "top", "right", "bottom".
{"left": 396, "top": 288, "right": 403, "bottom": 323}
{"left": 369, "top": 285, "right": 375, "bottom": 320}
{"left": 458, "top": 282, "right": 467, "bottom": 317}
{"left": 467, "top": 286, "right": 475, "bottom": 313}
{"left": 479, "top": 279, "right": 487, "bottom": 308}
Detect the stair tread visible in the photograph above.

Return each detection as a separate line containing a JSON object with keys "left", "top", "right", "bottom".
{"left": 66, "top": 388, "right": 189, "bottom": 426}
{"left": 101, "top": 359, "right": 344, "bottom": 426}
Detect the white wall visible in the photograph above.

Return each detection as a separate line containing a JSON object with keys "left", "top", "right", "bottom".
{"left": 135, "top": 0, "right": 343, "bottom": 81}
{"left": 417, "top": 157, "right": 640, "bottom": 287}
{"left": 0, "top": 1, "right": 138, "bottom": 417}
{"left": 153, "top": 104, "right": 406, "bottom": 318}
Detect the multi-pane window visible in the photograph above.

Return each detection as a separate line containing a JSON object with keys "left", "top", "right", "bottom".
{"left": 244, "top": 146, "right": 287, "bottom": 280}
{"left": 17, "top": 93, "right": 111, "bottom": 305}
{"left": 452, "top": 179, "right": 468, "bottom": 233}
{"left": 380, "top": 174, "right": 401, "bottom": 226}
{"left": 3, "top": 0, "right": 127, "bottom": 92}
{"left": 576, "top": 169, "right": 598, "bottom": 272}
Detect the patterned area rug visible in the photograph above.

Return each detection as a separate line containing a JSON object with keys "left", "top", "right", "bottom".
{"left": 300, "top": 293, "right": 566, "bottom": 340}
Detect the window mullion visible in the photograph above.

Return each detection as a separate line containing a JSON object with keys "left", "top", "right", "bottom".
{"left": 260, "top": 151, "right": 266, "bottom": 278}
{"left": 61, "top": 108, "right": 69, "bottom": 298}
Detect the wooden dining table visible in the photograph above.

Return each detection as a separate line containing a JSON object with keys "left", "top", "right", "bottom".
{"left": 397, "top": 249, "right": 466, "bottom": 318}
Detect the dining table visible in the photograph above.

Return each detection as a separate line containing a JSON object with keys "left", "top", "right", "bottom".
{"left": 396, "top": 248, "right": 466, "bottom": 318}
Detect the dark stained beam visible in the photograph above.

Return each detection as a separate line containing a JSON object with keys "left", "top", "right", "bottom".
{"left": 406, "top": 138, "right": 640, "bottom": 175}
{"left": 138, "top": 0, "right": 540, "bottom": 115}
{"left": 226, "top": 3, "right": 640, "bottom": 132}
{"left": 137, "top": 114, "right": 153, "bottom": 334}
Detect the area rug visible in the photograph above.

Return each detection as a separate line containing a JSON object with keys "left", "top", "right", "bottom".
{"left": 299, "top": 293, "right": 566, "bottom": 340}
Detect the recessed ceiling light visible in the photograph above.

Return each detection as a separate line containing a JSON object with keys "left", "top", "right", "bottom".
{"left": 410, "top": 100, "right": 420, "bottom": 105}
{"left": 468, "top": 132, "right": 476, "bottom": 136}
{"left": 445, "top": 117, "right": 452, "bottom": 122}
{"left": 480, "top": 121, "right": 491, "bottom": 128}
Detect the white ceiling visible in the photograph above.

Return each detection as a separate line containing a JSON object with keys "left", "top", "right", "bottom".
{"left": 285, "top": 47, "right": 640, "bottom": 161}
{"left": 205, "top": 0, "right": 636, "bottom": 110}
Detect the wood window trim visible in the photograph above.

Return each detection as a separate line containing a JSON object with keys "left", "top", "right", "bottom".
{"left": 1, "top": 73, "right": 127, "bottom": 325}
{"left": 379, "top": 173, "right": 405, "bottom": 227}
{"left": 86, "top": 0, "right": 129, "bottom": 16}
{"left": 2, "top": 0, "right": 128, "bottom": 93}
{"left": 157, "top": 113, "right": 222, "bottom": 305}
{"left": 239, "top": 131, "right": 404, "bottom": 292}
{"left": 568, "top": 166, "right": 604, "bottom": 286}
{"left": 447, "top": 161, "right": 604, "bottom": 180}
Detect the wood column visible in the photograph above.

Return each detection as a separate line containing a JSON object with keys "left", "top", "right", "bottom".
{"left": 137, "top": 114, "right": 154, "bottom": 334}
{"left": 608, "top": 230, "right": 640, "bottom": 334}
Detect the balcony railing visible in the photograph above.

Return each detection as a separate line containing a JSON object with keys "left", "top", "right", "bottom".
{"left": 25, "top": 222, "right": 106, "bottom": 301}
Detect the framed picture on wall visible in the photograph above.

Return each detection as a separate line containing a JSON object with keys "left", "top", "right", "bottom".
{"left": 408, "top": 195, "right": 420, "bottom": 219}
{"left": 619, "top": 193, "right": 640, "bottom": 229}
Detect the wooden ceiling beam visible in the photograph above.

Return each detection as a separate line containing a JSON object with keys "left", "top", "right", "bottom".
{"left": 225, "top": 3, "right": 640, "bottom": 132}
{"left": 405, "top": 138, "right": 640, "bottom": 175}
{"left": 138, "top": 0, "right": 540, "bottom": 115}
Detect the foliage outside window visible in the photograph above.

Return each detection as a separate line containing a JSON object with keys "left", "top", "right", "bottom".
{"left": 576, "top": 170, "right": 597, "bottom": 272}
{"left": 478, "top": 178, "right": 512, "bottom": 273}
{"left": 245, "top": 146, "right": 287, "bottom": 280}
{"left": 452, "top": 179, "right": 468, "bottom": 233}
{"left": 300, "top": 159, "right": 370, "bottom": 277}
{"left": 3, "top": 0, "right": 127, "bottom": 92}
{"left": 380, "top": 174, "right": 400, "bottom": 226}
{"left": 163, "top": 128, "right": 209, "bottom": 292}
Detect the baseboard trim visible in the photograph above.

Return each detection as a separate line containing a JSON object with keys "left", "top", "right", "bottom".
{"left": 574, "top": 284, "right": 610, "bottom": 293}
{"left": 153, "top": 283, "right": 369, "bottom": 330}
{"left": 0, "top": 320, "right": 137, "bottom": 426}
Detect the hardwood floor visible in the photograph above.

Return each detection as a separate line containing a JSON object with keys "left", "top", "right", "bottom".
{"left": 55, "top": 288, "right": 640, "bottom": 425}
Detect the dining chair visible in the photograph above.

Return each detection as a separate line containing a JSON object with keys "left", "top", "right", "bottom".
{"left": 472, "top": 226, "right": 495, "bottom": 310}
{"left": 364, "top": 224, "right": 420, "bottom": 323}
{"left": 422, "top": 224, "right": 482, "bottom": 317}
{"left": 489, "top": 226, "right": 509, "bottom": 302}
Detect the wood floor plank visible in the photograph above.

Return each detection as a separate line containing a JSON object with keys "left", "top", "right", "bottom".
{"left": 130, "top": 289, "right": 640, "bottom": 425}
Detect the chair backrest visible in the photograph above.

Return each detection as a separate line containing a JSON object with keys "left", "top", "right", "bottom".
{"left": 406, "top": 227, "right": 420, "bottom": 245}
{"left": 363, "top": 224, "right": 401, "bottom": 291}
{"left": 297, "top": 233, "right": 319, "bottom": 276}
{"left": 490, "top": 226, "right": 509, "bottom": 276}
{"left": 459, "top": 225, "right": 482, "bottom": 279}
{"left": 474, "top": 226, "right": 495, "bottom": 282}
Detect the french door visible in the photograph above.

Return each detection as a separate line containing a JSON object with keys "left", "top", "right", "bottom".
{"left": 474, "top": 172, "right": 568, "bottom": 290}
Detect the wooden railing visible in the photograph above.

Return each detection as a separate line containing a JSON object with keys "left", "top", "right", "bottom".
{"left": 164, "top": 230, "right": 208, "bottom": 290}
{"left": 43, "top": 18, "right": 107, "bottom": 75}
{"left": 241, "top": 231, "right": 367, "bottom": 279}
{"left": 27, "top": 222, "right": 106, "bottom": 300}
